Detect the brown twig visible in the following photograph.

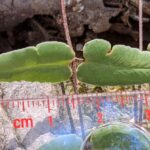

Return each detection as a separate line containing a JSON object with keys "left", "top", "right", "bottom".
{"left": 60, "top": 0, "right": 73, "bottom": 49}
{"left": 138, "top": 0, "right": 144, "bottom": 125}
{"left": 60, "top": 0, "right": 78, "bottom": 94}
{"left": 139, "top": 0, "right": 143, "bottom": 50}
{"left": 60, "top": 0, "right": 85, "bottom": 138}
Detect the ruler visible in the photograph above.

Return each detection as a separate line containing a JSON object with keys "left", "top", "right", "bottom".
{"left": 0, "top": 90, "right": 150, "bottom": 130}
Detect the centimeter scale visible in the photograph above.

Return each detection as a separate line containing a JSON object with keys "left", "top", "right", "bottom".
{"left": 0, "top": 90, "right": 150, "bottom": 130}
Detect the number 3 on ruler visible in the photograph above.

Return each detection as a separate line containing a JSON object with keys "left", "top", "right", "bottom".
{"left": 97, "top": 112, "right": 103, "bottom": 124}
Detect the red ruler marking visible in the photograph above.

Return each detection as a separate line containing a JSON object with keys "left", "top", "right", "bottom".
{"left": 57, "top": 96, "right": 60, "bottom": 113}
{"left": 116, "top": 95, "right": 119, "bottom": 103}
{"left": 96, "top": 97, "right": 100, "bottom": 110}
{"left": 62, "top": 95, "right": 65, "bottom": 108}
{"left": 57, "top": 96, "right": 60, "bottom": 108}
{"left": 76, "top": 96, "right": 78, "bottom": 107}
{"left": 120, "top": 94, "right": 124, "bottom": 107}
{"left": 1, "top": 99, "right": 4, "bottom": 108}
{"left": 82, "top": 95, "right": 84, "bottom": 104}
{"left": 56, "top": 97, "right": 60, "bottom": 108}
{"left": 47, "top": 97, "right": 51, "bottom": 113}
{"left": 32, "top": 101, "right": 35, "bottom": 107}
{"left": 145, "top": 109, "right": 150, "bottom": 121}
{"left": 22, "top": 100, "right": 25, "bottom": 111}
{"left": 1, "top": 92, "right": 149, "bottom": 117}
{"left": 67, "top": 97, "right": 70, "bottom": 106}
{"left": 97, "top": 112, "right": 103, "bottom": 124}
{"left": 12, "top": 101, "right": 15, "bottom": 108}
{"left": 145, "top": 93, "right": 149, "bottom": 107}
{"left": 135, "top": 94, "right": 138, "bottom": 100}
{"left": 48, "top": 116, "right": 53, "bottom": 127}
{"left": 72, "top": 95, "right": 75, "bottom": 109}
{"left": 27, "top": 101, "right": 30, "bottom": 108}
{"left": 56, "top": 97, "right": 58, "bottom": 108}
{"left": 52, "top": 99, "right": 55, "bottom": 107}
{"left": 85, "top": 95, "right": 88, "bottom": 104}
{"left": 7, "top": 101, "right": 9, "bottom": 109}
{"left": 42, "top": 100, "right": 45, "bottom": 107}
{"left": 106, "top": 95, "right": 108, "bottom": 101}
{"left": 37, "top": 100, "right": 40, "bottom": 107}
{"left": 88, "top": 97, "right": 91, "bottom": 104}
{"left": 125, "top": 93, "right": 129, "bottom": 105}
{"left": 129, "top": 95, "right": 132, "bottom": 104}
{"left": 17, "top": 101, "right": 20, "bottom": 108}
{"left": 114, "top": 95, "right": 117, "bottom": 102}
{"left": 90, "top": 95, "right": 93, "bottom": 105}
{"left": 140, "top": 93, "right": 143, "bottom": 101}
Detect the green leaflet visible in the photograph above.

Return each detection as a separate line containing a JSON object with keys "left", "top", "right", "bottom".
{"left": 1, "top": 39, "right": 150, "bottom": 85}
{"left": 77, "top": 39, "right": 150, "bottom": 86}
{"left": 0, "top": 41, "right": 75, "bottom": 82}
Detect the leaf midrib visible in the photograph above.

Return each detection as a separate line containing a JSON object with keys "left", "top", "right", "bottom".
{"left": 0, "top": 61, "right": 71, "bottom": 74}
{"left": 84, "top": 62, "right": 150, "bottom": 70}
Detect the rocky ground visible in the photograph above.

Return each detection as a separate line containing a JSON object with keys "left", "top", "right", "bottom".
{"left": 0, "top": 0, "right": 150, "bottom": 55}
{"left": 0, "top": 82, "right": 149, "bottom": 150}
{"left": 0, "top": 0, "right": 150, "bottom": 149}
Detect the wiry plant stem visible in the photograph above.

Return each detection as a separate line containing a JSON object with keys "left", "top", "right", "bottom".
{"left": 60, "top": 0, "right": 78, "bottom": 93}
{"left": 139, "top": 0, "right": 143, "bottom": 50}
{"left": 60, "top": 0, "right": 85, "bottom": 138}
{"left": 60, "top": 0, "right": 73, "bottom": 49}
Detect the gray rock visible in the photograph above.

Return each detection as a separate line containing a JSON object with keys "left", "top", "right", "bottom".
{"left": 0, "top": 82, "right": 60, "bottom": 149}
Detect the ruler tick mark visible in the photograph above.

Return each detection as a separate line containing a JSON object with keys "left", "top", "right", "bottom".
{"left": 145, "top": 94, "right": 149, "bottom": 107}
{"left": 22, "top": 100, "right": 25, "bottom": 111}
{"left": 27, "top": 101, "right": 30, "bottom": 108}
{"left": 32, "top": 101, "right": 35, "bottom": 107}
{"left": 97, "top": 112, "right": 103, "bottom": 124}
{"left": 47, "top": 97, "right": 51, "bottom": 113}
{"left": 48, "top": 116, "right": 53, "bottom": 127}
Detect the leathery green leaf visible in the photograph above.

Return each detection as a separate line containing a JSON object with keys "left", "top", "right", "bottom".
{"left": 77, "top": 39, "right": 150, "bottom": 86}
{"left": 0, "top": 41, "right": 75, "bottom": 82}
